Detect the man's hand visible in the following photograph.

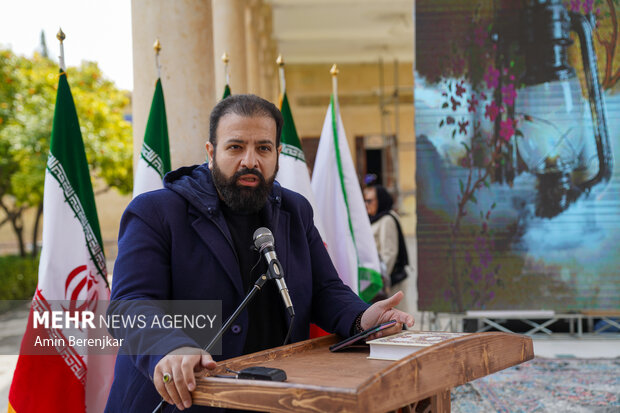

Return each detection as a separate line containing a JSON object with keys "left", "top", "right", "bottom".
{"left": 361, "top": 291, "right": 415, "bottom": 340}
{"left": 153, "top": 346, "right": 217, "bottom": 410}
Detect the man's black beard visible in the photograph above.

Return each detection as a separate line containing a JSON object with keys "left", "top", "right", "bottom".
{"left": 211, "top": 162, "right": 277, "bottom": 214}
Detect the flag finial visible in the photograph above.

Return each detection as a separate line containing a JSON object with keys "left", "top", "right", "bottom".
{"left": 277, "top": 55, "right": 286, "bottom": 95}
{"left": 56, "top": 28, "right": 65, "bottom": 43}
{"left": 57, "top": 28, "right": 66, "bottom": 71}
{"left": 330, "top": 64, "right": 339, "bottom": 77}
{"left": 153, "top": 39, "right": 162, "bottom": 78}
{"left": 222, "top": 52, "right": 230, "bottom": 86}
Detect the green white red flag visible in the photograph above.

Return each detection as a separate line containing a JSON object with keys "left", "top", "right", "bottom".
{"left": 276, "top": 92, "right": 326, "bottom": 240}
{"left": 8, "top": 70, "right": 114, "bottom": 413}
{"left": 133, "top": 78, "right": 171, "bottom": 197}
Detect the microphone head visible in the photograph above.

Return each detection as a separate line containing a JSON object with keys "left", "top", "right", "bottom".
{"left": 253, "top": 227, "right": 274, "bottom": 250}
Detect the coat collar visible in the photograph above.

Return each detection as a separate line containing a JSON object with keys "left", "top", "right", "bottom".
{"left": 166, "top": 163, "right": 284, "bottom": 297}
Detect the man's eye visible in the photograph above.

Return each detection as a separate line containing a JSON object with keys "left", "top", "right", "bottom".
{"left": 259, "top": 146, "right": 272, "bottom": 152}
{"left": 228, "top": 145, "right": 241, "bottom": 150}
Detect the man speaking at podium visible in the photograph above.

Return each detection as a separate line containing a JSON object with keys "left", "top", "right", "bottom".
{"left": 105, "top": 94, "right": 414, "bottom": 412}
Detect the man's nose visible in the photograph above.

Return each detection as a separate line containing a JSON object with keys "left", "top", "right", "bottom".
{"left": 240, "top": 149, "right": 258, "bottom": 169}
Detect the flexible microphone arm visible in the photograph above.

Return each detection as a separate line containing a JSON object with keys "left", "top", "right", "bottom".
{"left": 253, "top": 227, "right": 295, "bottom": 317}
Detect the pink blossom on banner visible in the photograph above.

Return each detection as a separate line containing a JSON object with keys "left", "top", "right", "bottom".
{"left": 470, "top": 266, "right": 483, "bottom": 283}
{"left": 458, "top": 119, "right": 469, "bottom": 135}
{"left": 467, "top": 94, "right": 479, "bottom": 113}
{"left": 583, "top": 0, "right": 593, "bottom": 13}
{"left": 451, "top": 96, "right": 461, "bottom": 111}
{"left": 484, "top": 66, "right": 500, "bottom": 89}
{"left": 570, "top": 0, "right": 581, "bottom": 12}
{"left": 500, "top": 118, "right": 516, "bottom": 142}
{"left": 485, "top": 101, "right": 500, "bottom": 121}
{"left": 502, "top": 83, "right": 517, "bottom": 106}
{"left": 456, "top": 81, "right": 466, "bottom": 97}
{"left": 480, "top": 249, "right": 492, "bottom": 268}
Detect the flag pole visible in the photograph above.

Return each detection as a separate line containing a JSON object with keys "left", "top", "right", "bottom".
{"left": 330, "top": 63, "right": 339, "bottom": 107}
{"left": 277, "top": 54, "right": 286, "bottom": 96}
{"left": 153, "top": 39, "right": 162, "bottom": 78}
{"left": 222, "top": 52, "right": 230, "bottom": 86}
{"left": 56, "top": 28, "right": 66, "bottom": 71}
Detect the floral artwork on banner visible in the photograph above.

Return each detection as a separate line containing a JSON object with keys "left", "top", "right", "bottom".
{"left": 415, "top": 0, "right": 619, "bottom": 312}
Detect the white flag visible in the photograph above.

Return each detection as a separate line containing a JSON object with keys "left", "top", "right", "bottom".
{"left": 311, "top": 96, "right": 382, "bottom": 302}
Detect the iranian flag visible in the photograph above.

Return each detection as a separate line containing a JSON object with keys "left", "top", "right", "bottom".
{"left": 8, "top": 71, "right": 114, "bottom": 412}
{"left": 275, "top": 92, "right": 326, "bottom": 240}
{"left": 311, "top": 95, "right": 382, "bottom": 302}
{"left": 133, "top": 78, "right": 171, "bottom": 197}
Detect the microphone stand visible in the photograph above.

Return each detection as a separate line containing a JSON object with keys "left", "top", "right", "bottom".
{"left": 152, "top": 273, "right": 270, "bottom": 413}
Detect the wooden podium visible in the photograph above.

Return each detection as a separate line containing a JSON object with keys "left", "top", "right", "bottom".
{"left": 193, "top": 332, "right": 533, "bottom": 412}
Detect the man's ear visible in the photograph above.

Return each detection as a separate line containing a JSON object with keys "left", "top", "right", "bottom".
{"left": 277, "top": 145, "right": 282, "bottom": 156}
{"left": 206, "top": 142, "right": 215, "bottom": 169}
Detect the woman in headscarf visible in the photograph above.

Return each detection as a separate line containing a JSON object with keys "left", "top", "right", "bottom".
{"left": 363, "top": 185, "right": 409, "bottom": 296}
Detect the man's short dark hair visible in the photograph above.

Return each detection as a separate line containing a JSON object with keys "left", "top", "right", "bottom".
{"left": 209, "top": 94, "right": 283, "bottom": 148}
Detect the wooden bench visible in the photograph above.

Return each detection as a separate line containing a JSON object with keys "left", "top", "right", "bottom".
{"left": 581, "top": 309, "right": 620, "bottom": 334}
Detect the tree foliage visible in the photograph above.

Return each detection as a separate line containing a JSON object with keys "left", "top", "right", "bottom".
{"left": 0, "top": 49, "right": 133, "bottom": 256}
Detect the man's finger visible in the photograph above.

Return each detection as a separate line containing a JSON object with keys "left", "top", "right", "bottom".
{"left": 182, "top": 356, "right": 198, "bottom": 392}
{"left": 153, "top": 369, "right": 172, "bottom": 405}
{"left": 201, "top": 353, "right": 217, "bottom": 370}
{"left": 165, "top": 369, "right": 184, "bottom": 410}
{"left": 396, "top": 310, "right": 415, "bottom": 327}
{"left": 383, "top": 290, "right": 404, "bottom": 307}
{"left": 172, "top": 363, "right": 192, "bottom": 409}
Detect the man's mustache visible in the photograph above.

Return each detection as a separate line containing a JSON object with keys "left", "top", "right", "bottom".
{"left": 233, "top": 168, "right": 266, "bottom": 184}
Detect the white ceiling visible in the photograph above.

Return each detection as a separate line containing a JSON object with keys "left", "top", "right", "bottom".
{"left": 267, "top": 0, "right": 414, "bottom": 64}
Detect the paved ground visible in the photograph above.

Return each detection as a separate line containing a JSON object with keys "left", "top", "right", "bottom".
{"left": 0, "top": 305, "right": 28, "bottom": 411}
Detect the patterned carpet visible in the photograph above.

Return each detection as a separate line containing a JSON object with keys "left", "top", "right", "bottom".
{"left": 452, "top": 358, "right": 620, "bottom": 413}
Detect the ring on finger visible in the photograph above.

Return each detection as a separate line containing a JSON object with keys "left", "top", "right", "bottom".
{"left": 163, "top": 372, "right": 172, "bottom": 384}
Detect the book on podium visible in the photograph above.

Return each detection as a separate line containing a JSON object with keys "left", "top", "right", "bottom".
{"left": 367, "top": 331, "right": 470, "bottom": 360}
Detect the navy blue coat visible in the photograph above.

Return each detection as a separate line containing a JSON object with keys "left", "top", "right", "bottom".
{"left": 105, "top": 164, "right": 369, "bottom": 412}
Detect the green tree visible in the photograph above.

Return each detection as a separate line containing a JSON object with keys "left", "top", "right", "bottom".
{"left": 0, "top": 49, "right": 133, "bottom": 257}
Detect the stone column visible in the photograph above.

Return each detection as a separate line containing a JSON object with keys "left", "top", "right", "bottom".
{"left": 131, "top": 0, "right": 216, "bottom": 168}
{"left": 245, "top": 0, "right": 262, "bottom": 95}
{"left": 258, "top": 3, "right": 277, "bottom": 102}
{"left": 212, "top": 0, "right": 248, "bottom": 97}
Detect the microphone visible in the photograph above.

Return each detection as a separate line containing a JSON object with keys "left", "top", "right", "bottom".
{"left": 253, "top": 227, "right": 295, "bottom": 317}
